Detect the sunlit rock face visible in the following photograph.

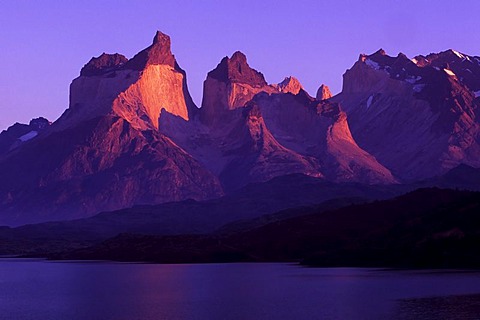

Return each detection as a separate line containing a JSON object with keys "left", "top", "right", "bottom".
{"left": 316, "top": 84, "right": 332, "bottom": 100}
{"left": 200, "top": 51, "right": 277, "bottom": 124}
{"left": 112, "top": 64, "right": 190, "bottom": 130}
{"left": 274, "top": 76, "right": 304, "bottom": 95}
{"left": 331, "top": 49, "right": 480, "bottom": 181}
{"left": 0, "top": 31, "right": 223, "bottom": 226}
{"left": 57, "top": 31, "right": 195, "bottom": 131}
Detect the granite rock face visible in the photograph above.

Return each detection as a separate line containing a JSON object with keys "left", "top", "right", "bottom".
{"left": 60, "top": 31, "right": 196, "bottom": 132}
{"left": 274, "top": 76, "right": 304, "bottom": 94}
{"left": 316, "top": 84, "right": 332, "bottom": 100}
{"left": 200, "top": 51, "right": 277, "bottom": 124}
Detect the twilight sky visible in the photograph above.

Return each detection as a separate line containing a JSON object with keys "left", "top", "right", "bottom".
{"left": 1, "top": 0, "right": 479, "bottom": 130}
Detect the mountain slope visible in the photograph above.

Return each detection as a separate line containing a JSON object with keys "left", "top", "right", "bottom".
{"left": 252, "top": 91, "right": 396, "bottom": 183}
{"left": 331, "top": 49, "right": 480, "bottom": 181}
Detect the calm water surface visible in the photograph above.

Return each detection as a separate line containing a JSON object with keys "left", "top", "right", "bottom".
{"left": 1, "top": 259, "right": 480, "bottom": 319}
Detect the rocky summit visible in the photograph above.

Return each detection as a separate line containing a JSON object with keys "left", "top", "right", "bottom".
{"left": 316, "top": 84, "right": 333, "bottom": 100}
{"left": 0, "top": 31, "right": 479, "bottom": 226}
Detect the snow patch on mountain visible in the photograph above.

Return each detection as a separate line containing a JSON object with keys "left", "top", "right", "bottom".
{"left": 444, "top": 68, "right": 456, "bottom": 77}
{"left": 452, "top": 50, "right": 465, "bottom": 59}
{"left": 405, "top": 76, "right": 422, "bottom": 84}
{"left": 365, "top": 59, "right": 380, "bottom": 70}
{"left": 18, "top": 131, "right": 38, "bottom": 142}
{"left": 366, "top": 95, "right": 374, "bottom": 109}
{"left": 413, "top": 84, "right": 426, "bottom": 93}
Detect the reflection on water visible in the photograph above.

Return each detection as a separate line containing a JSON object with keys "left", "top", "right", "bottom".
{"left": 396, "top": 293, "right": 480, "bottom": 320}
{"left": 1, "top": 260, "right": 480, "bottom": 320}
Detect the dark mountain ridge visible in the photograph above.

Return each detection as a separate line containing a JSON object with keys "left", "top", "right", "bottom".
{"left": 47, "top": 187, "right": 480, "bottom": 268}
{"left": 0, "top": 174, "right": 401, "bottom": 255}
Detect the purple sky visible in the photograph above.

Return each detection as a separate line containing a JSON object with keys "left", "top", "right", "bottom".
{"left": 1, "top": 0, "right": 480, "bottom": 130}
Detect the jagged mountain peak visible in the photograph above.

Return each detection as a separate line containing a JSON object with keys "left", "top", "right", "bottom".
{"left": 230, "top": 51, "right": 248, "bottom": 63}
{"left": 355, "top": 48, "right": 480, "bottom": 94}
{"left": 80, "top": 53, "right": 128, "bottom": 77}
{"left": 152, "top": 30, "right": 171, "bottom": 46}
{"left": 359, "top": 50, "right": 417, "bottom": 71}
{"left": 57, "top": 30, "right": 196, "bottom": 130}
{"left": 434, "top": 49, "right": 469, "bottom": 60}
{"left": 125, "top": 31, "right": 176, "bottom": 70}
{"left": 359, "top": 48, "right": 386, "bottom": 61}
{"left": 372, "top": 48, "right": 387, "bottom": 56}
{"left": 80, "top": 31, "right": 178, "bottom": 77}
{"left": 207, "top": 51, "right": 267, "bottom": 87}
{"left": 316, "top": 84, "right": 332, "bottom": 101}
{"left": 275, "top": 76, "right": 303, "bottom": 94}
{"left": 361, "top": 48, "right": 478, "bottom": 71}
{"left": 411, "top": 49, "right": 472, "bottom": 66}
{"left": 333, "top": 47, "right": 480, "bottom": 181}
{"left": 200, "top": 51, "right": 274, "bottom": 120}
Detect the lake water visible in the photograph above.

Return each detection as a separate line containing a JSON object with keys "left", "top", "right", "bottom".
{"left": 1, "top": 259, "right": 480, "bottom": 319}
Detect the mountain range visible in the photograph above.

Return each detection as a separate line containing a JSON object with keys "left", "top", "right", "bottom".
{"left": 0, "top": 31, "right": 479, "bottom": 226}
{"left": 48, "top": 188, "right": 480, "bottom": 268}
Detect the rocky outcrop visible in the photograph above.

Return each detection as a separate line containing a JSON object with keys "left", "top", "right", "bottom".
{"left": 80, "top": 53, "right": 128, "bottom": 76}
{"left": 274, "top": 76, "right": 304, "bottom": 94}
{"left": 316, "top": 84, "right": 332, "bottom": 100}
{"left": 124, "top": 31, "right": 176, "bottom": 70}
{"left": 200, "top": 51, "right": 276, "bottom": 124}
